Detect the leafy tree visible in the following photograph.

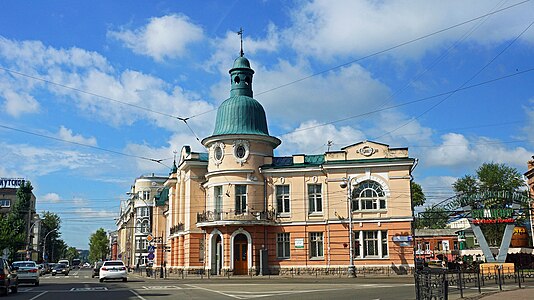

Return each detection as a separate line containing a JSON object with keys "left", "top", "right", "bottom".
{"left": 0, "top": 182, "right": 33, "bottom": 260}
{"left": 415, "top": 206, "right": 449, "bottom": 229}
{"left": 89, "top": 228, "right": 109, "bottom": 262}
{"left": 40, "top": 211, "right": 61, "bottom": 262}
{"left": 453, "top": 162, "right": 526, "bottom": 246}
{"left": 65, "top": 246, "right": 79, "bottom": 262}
{"left": 411, "top": 182, "right": 426, "bottom": 207}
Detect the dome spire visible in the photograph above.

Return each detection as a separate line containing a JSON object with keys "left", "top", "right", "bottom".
{"left": 237, "top": 27, "right": 244, "bottom": 57}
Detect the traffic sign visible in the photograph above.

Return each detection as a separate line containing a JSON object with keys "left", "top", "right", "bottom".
{"left": 146, "top": 234, "right": 154, "bottom": 242}
{"left": 148, "top": 245, "right": 155, "bottom": 253}
{"left": 147, "top": 252, "right": 155, "bottom": 260}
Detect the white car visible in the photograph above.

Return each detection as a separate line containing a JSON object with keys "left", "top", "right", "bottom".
{"left": 99, "top": 260, "right": 127, "bottom": 282}
{"left": 12, "top": 261, "right": 39, "bottom": 286}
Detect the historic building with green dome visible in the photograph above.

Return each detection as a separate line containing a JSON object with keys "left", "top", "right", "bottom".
{"left": 139, "top": 53, "right": 417, "bottom": 276}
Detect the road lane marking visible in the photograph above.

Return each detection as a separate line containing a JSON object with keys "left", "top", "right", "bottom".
{"left": 142, "top": 286, "right": 182, "bottom": 290}
{"left": 185, "top": 284, "right": 240, "bottom": 299}
{"left": 130, "top": 289, "right": 148, "bottom": 300}
{"left": 29, "top": 291, "right": 48, "bottom": 300}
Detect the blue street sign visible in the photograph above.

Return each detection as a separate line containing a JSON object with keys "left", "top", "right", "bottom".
{"left": 148, "top": 245, "right": 155, "bottom": 253}
{"left": 147, "top": 252, "right": 155, "bottom": 260}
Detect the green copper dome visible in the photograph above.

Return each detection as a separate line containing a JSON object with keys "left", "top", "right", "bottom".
{"left": 212, "top": 56, "right": 270, "bottom": 136}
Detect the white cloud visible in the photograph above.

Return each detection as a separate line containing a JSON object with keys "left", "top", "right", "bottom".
{"left": 423, "top": 133, "right": 531, "bottom": 169}
{"left": 58, "top": 126, "right": 97, "bottom": 146}
{"left": 41, "top": 193, "right": 61, "bottom": 203}
{"left": 523, "top": 99, "right": 534, "bottom": 146}
{"left": 1, "top": 88, "right": 40, "bottom": 117}
{"left": 284, "top": 0, "right": 534, "bottom": 61}
{"left": 108, "top": 14, "right": 204, "bottom": 61}
{"left": 0, "top": 142, "right": 110, "bottom": 176}
{"left": 279, "top": 120, "right": 366, "bottom": 155}
{"left": 417, "top": 176, "right": 457, "bottom": 206}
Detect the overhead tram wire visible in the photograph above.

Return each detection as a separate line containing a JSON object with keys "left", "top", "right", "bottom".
{"left": 374, "top": 19, "right": 534, "bottom": 140}
{"left": 182, "top": 0, "right": 531, "bottom": 121}
{"left": 277, "top": 67, "right": 534, "bottom": 137}
{"left": 0, "top": 1, "right": 528, "bottom": 130}
{"left": 0, "top": 123, "right": 171, "bottom": 168}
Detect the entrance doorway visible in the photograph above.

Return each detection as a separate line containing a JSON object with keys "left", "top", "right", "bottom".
{"left": 233, "top": 233, "right": 248, "bottom": 275}
{"left": 211, "top": 234, "right": 222, "bottom": 275}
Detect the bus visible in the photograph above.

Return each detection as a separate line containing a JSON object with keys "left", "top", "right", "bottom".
{"left": 71, "top": 259, "right": 81, "bottom": 269}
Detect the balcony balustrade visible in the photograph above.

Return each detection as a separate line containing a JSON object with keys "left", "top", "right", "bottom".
{"left": 196, "top": 209, "right": 275, "bottom": 225}
{"left": 169, "top": 223, "right": 184, "bottom": 235}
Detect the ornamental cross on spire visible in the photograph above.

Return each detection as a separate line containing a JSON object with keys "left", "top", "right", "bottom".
{"left": 237, "top": 27, "right": 244, "bottom": 57}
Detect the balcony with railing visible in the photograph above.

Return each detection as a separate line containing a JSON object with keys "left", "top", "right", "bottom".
{"left": 169, "top": 223, "right": 184, "bottom": 235}
{"left": 196, "top": 209, "right": 276, "bottom": 226}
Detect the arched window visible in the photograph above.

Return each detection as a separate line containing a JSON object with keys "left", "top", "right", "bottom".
{"left": 352, "top": 180, "right": 386, "bottom": 211}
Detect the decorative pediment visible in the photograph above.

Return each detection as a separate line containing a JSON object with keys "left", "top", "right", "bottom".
{"left": 342, "top": 141, "right": 390, "bottom": 160}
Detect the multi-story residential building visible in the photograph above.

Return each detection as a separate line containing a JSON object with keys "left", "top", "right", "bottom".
{"left": 148, "top": 54, "right": 416, "bottom": 276}
{"left": 524, "top": 158, "right": 534, "bottom": 247}
{"left": 116, "top": 174, "right": 167, "bottom": 268}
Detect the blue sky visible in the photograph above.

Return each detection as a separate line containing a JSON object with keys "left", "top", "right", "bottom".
{"left": 1, "top": 0, "right": 533, "bottom": 249}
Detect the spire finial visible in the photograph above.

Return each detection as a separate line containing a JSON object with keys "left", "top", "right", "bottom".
{"left": 237, "top": 27, "right": 244, "bottom": 57}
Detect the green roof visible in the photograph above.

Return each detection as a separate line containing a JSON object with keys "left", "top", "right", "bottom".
{"left": 155, "top": 187, "right": 169, "bottom": 207}
{"left": 212, "top": 56, "right": 270, "bottom": 137}
{"left": 265, "top": 156, "right": 413, "bottom": 169}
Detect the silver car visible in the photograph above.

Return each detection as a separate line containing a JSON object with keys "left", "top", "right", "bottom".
{"left": 12, "top": 261, "right": 39, "bottom": 286}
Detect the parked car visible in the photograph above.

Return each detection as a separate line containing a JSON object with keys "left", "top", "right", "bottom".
{"left": 92, "top": 261, "right": 103, "bottom": 278}
{"left": 0, "top": 258, "right": 18, "bottom": 296}
{"left": 51, "top": 263, "right": 69, "bottom": 276}
{"left": 99, "top": 260, "right": 127, "bottom": 282}
{"left": 12, "top": 261, "right": 39, "bottom": 286}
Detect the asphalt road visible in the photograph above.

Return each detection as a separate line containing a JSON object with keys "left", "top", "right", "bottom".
{"left": 6, "top": 268, "right": 417, "bottom": 300}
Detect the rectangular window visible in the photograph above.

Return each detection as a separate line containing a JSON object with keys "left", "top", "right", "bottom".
{"left": 363, "top": 231, "right": 379, "bottom": 257}
{"left": 214, "top": 186, "right": 223, "bottom": 214}
{"left": 425, "top": 242, "right": 430, "bottom": 251}
{"left": 354, "top": 231, "right": 361, "bottom": 258}
{"left": 277, "top": 233, "right": 290, "bottom": 259}
{"left": 453, "top": 241, "right": 458, "bottom": 250}
{"left": 0, "top": 199, "right": 10, "bottom": 207}
{"left": 276, "top": 185, "right": 290, "bottom": 214}
{"left": 199, "top": 238, "right": 205, "bottom": 263}
{"left": 308, "top": 184, "right": 322, "bottom": 213}
{"left": 309, "top": 232, "right": 324, "bottom": 258}
{"left": 381, "top": 231, "right": 388, "bottom": 257}
{"left": 235, "top": 185, "right": 247, "bottom": 214}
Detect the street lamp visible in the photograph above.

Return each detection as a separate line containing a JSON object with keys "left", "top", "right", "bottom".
{"left": 43, "top": 228, "right": 58, "bottom": 263}
{"left": 340, "top": 177, "right": 357, "bottom": 278}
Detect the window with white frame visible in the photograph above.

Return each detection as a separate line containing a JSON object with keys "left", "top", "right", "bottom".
{"left": 138, "top": 190, "right": 150, "bottom": 201}
{"left": 135, "top": 238, "right": 148, "bottom": 250}
{"left": 235, "top": 185, "right": 247, "bottom": 214}
{"left": 214, "top": 186, "right": 223, "bottom": 214}
{"left": 309, "top": 232, "right": 324, "bottom": 258}
{"left": 136, "top": 220, "right": 150, "bottom": 233}
{"left": 136, "top": 206, "right": 150, "bottom": 217}
{"left": 308, "top": 184, "right": 322, "bottom": 214}
{"left": 277, "top": 233, "right": 290, "bottom": 259}
{"left": 354, "top": 230, "right": 388, "bottom": 258}
{"left": 352, "top": 180, "right": 386, "bottom": 211}
{"left": 276, "top": 185, "right": 290, "bottom": 214}
{"left": 0, "top": 199, "right": 10, "bottom": 207}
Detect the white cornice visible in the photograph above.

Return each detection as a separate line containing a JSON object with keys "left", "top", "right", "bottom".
{"left": 205, "top": 169, "right": 255, "bottom": 179}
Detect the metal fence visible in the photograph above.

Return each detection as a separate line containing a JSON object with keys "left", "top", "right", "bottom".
{"left": 415, "top": 266, "right": 534, "bottom": 300}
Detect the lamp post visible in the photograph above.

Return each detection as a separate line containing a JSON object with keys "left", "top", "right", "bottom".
{"left": 43, "top": 228, "right": 58, "bottom": 263}
{"left": 340, "top": 177, "right": 356, "bottom": 278}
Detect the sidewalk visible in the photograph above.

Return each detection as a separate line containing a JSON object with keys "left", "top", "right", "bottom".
{"left": 453, "top": 286, "right": 534, "bottom": 300}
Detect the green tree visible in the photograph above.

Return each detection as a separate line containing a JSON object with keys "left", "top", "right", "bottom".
{"left": 40, "top": 211, "right": 61, "bottom": 261}
{"left": 411, "top": 182, "right": 426, "bottom": 207}
{"left": 89, "top": 228, "right": 109, "bottom": 262}
{"left": 415, "top": 206, "right": 449, "bottom": 229}
{"left": 65, "top": 246, "right": 79, "bottom": 262}
{"left": 453, "top": 162, "right": 526, "bottom": 246}
{"left": 0, "top": 182, "right": 34, "bottom": 260}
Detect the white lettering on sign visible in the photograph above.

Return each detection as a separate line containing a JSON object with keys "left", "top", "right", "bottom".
{"left": 0, "top": 178, "right": 26, "bottom": 188}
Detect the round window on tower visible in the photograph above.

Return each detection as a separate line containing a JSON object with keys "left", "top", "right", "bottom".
{"left": 233, "top": 140, "right": 250, "bottom": 165}
{"left": 211, "top": 142, "right": 225, "bottom": 166}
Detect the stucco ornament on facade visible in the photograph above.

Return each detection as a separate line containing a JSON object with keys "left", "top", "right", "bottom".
{"left": 356, "top": 145, "right": 377, "bottom": 156}
{"left": 211, "top": 142, "right": 225, "bottom": 166}
{"left": 233, "top": 140, "right": 250, "bottom": 165}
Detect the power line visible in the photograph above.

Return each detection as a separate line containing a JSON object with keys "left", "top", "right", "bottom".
{"left": 0, "top": 123, "right": 171, "bottom": 167}
{"left": 278, "top": 67, "right": 534, "bottom": 137}
{"left": 374, "top": 19, "right": 534, "bottom": 140}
